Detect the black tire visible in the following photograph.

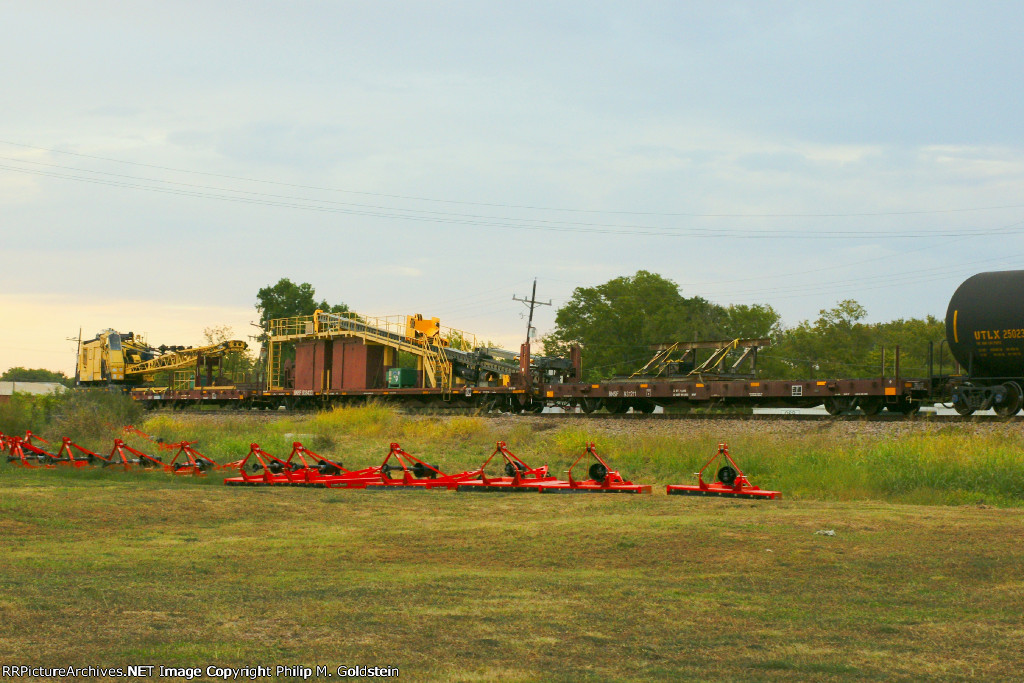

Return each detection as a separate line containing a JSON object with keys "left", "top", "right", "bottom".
{"left": 717, "top": 465, "right": 738, "bottom": 486}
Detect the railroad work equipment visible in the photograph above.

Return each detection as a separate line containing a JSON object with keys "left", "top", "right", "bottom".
{"left": 364, "top": 442, "right": 480, "bottom": 490}
{"left": 456, "top": 441, "right": 561, "bottom": 492}
{"left": 88, "top": 270, "right": 1024, "bottom": 417}
{"left": 537, "top": 443, "right": 652, "bottom": 494}
{"left": 666, "top": 443, "right": 780, "bottom": 499}
{"left": 78, "top": 329, "right": 247, "bottom": 387}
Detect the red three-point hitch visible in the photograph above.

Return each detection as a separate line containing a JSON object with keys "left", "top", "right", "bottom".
{"left": 666, "top": 443, "right": 781, "bottom": 500}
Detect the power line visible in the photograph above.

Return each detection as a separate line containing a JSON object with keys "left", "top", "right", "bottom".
{"left": 4, "top": 138, "right": 1024, "bottom": 218}
{"left": 7, "top": 159, "right": 1024, "bottom": 240}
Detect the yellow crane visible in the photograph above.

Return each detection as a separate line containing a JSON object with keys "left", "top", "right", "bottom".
{"left": 77, "top": 330, "right": 247, "bottom": 385}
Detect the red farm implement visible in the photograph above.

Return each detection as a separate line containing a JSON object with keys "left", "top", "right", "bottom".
{"left": 363, "top": 442, "right": 481, "bottom": 491}
{"left": 3, "top": 431, "right": 50, "bottom": 467}
{"left": 276, "top": 442, "right": 349, "bottom": 486}
{"left": 276, "top": 443, "right": 382, "bottom": 489}
{"left": 16, "top": 439, "right": 65, "bottom": 468}
{"left": 666, "top": 443, "right": 781, "bottom": 500}
{"left": 537, "top": 443, "right": 652, "bottom": 494}
{"left": 103, "top": 439, "right": 165, "bottom": 470}
{"left": 456, "top": 441, "right": 562, "bottom": 492}
{"left": 5, "top": 434, "right": 104, "bottom": 468}
{"left": 5, "top": 437, "right": 39, "bottom": 468}
{"left": 164, "top": 441, "right": 234, "bottom": 475}
{"left": 223, "top": 443, "right": 296, "bottom": 486}
{"left": 222, "top": 442, "right": 382, "bottom": 488}
{"left": 39, "top": 437, "right": 104, "bottom": 468}
{"left": 250, "top": 440, "right": 380, "bottom": 488}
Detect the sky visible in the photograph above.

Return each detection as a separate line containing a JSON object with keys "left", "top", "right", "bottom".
{"left": 3, "top": 1, "right": 1024, "bottom": 375}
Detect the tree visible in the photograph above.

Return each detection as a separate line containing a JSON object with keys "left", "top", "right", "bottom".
{"left": 203, "top": 325, "right": 259, "bottom": 382}
{"left": 0, "top": 367, "right": 71, "bottom": 386}
{"left": 543, "top": 271, "right": 780, "bottom": 380}
{"left": 255, "top": 278, "right": 349, "bottom": 327}
{"left": 759, "top": 301, "right": 944, "bottom": 379}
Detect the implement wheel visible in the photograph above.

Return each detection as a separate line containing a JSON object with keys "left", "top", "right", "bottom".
{"left": 588, "top": 462, "right": 608, "bottom": 482}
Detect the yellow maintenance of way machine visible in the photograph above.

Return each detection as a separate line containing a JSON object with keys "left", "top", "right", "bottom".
{"left": 77, "top": 330, "right": 247, "bottom": 386}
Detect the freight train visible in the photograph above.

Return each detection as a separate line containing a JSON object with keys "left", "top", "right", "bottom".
{"left": 119, "top": 271, "right": 1024, "bottom": 417}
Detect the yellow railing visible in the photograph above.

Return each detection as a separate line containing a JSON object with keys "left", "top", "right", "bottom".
{"left": 268, "top": 310, "right": 478, "bottom": 351}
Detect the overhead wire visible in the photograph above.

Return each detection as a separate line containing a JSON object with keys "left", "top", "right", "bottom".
{"left": 2, "top": 152, "right": 1024, "bottom": 239}
{"left": 4, "top": 138, "right": 1024, "bottom": 218}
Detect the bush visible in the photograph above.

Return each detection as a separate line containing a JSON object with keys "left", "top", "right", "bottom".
{"left": 0, "top": 392, "right": 64, "bottom": 435}
{"left": 47, "top": 390, "right": 142, "bottom": 444}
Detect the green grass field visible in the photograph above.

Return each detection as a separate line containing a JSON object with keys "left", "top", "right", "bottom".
{"left": 2, "top": 406, "right": 1024, "bottom": 681}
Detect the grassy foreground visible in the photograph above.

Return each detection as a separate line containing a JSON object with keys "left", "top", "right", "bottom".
{"left": 2, "top": 406, "right": 1024, "bottom": 681}
{"left": 1, "top": 472, "right": 1022, "bottom": 681}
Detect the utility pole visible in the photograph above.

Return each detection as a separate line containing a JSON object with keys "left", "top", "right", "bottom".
{"left": 67, "top": 329, "right": 82, "bottom": 384}
{"left": 512, "top": 278, "right": 551, "bottom": 349}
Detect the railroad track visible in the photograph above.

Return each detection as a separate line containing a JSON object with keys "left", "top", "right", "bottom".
{"left": 149, "top": 408, "right": 1021, "bottom": 423}
{"left": 489, "top": 412, "right": 1021, "bottom": 423}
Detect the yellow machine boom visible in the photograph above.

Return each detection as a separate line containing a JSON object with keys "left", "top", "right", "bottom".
{"left": 77, "top": 330, "right": 247, "bottom": 385}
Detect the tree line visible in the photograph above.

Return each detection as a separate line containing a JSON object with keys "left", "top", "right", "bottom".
{"left": 542, "top": 270, "right": 944, "bottom": 381}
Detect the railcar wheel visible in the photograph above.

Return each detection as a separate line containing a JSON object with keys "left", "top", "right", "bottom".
{"left": 953, "top": 399, "right": 975, "bottom": 416}
{"left": 607, "top": 400, "right": 630, "bottom": 414}
{"left": 823, "top": 397, "right": 841, "bottom": 416}
{"left": 994, "top": 382, "right": 1023, "bottom": 417}
{"left": 887, "top": 401, "right": 920, "bottom": 415}
{"left": 859, "top": 397, "right": 883, "bottom": 416}
{"left": 634, "top": 399, "right": 656, "bottom": 414}
{"left": 579, "top": 397, "right": 601, "bottom": 414}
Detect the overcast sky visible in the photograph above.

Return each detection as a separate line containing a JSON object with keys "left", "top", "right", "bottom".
{"left": 3, "top": 1, "right": 1024, "bottom": 374}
